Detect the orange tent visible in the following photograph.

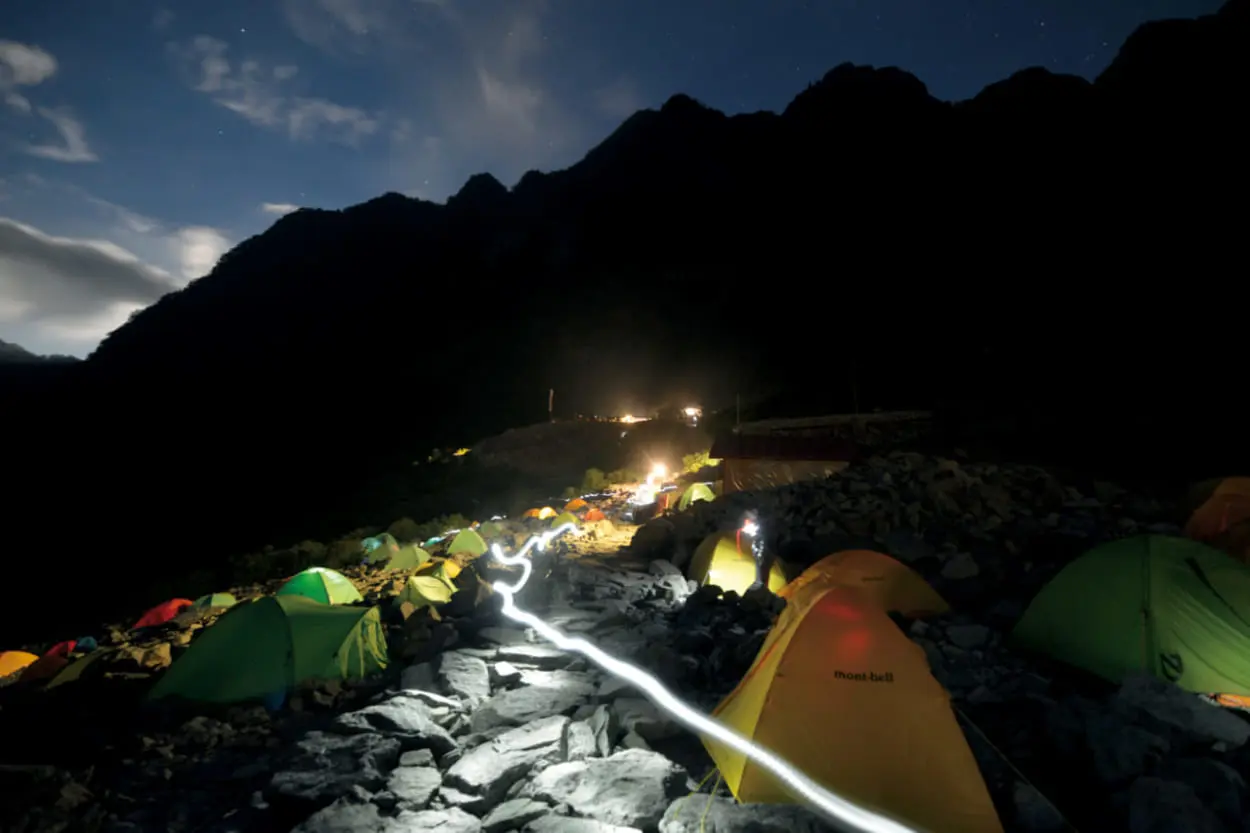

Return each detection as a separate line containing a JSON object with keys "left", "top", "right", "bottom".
{"left": 565, "top": 498, "right": 589, "bottom": 512}
{"left": 522, "top": 508, "right": 542, "bottom": 519}
{"left": 705, "top": 585, "right": 1002, "bottom": 833}
{"left": 0, "top": 650, "right": 39, "bottom": 678}
{"left": 132, "top": 598, "right": 194, "bottom": 629}
{"left": 779, "top": 550, "right": 949, "bottom": 618}
{"left": 584, "top": 508, "right": 606, "bottom": 522}
{"left": 1187, "top": 478, "right": 1250, "bottom": 562}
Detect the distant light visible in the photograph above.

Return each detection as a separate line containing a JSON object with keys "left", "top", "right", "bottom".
{"left": 742, "top": 519, "right": 759, "bottom": 537}
{"left": 453, "top": 448, "right": 470, "bottom": 457}
{"left": 651, "top": 462, "right": 668, "bottom": 479}
{"left": 684, "top": 407, "right": 700, "bottom": 417}
{"left": 621, "top": 414, "right": 636, "bottom": 424}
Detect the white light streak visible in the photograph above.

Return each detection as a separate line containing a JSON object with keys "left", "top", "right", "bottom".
{"left": 487, "top": 527, "right": 922, "bottom": 833}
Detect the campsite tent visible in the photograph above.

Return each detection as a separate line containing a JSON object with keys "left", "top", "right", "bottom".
{"left": 478, "top": 521, "right": 505, "bottom": 540}
{"left": 779, "top": 550, "right": 949, "bottom": 618}
{"left": 688, "top": 531, "right": 786, "bottom": 595}
{"left": 382, "top": 544, "right": 432, "bottom": 570}
{"left": 415, "top": 559, "right": 461, "bottom": 587}
{"left": 537, "top": 507, "right": 557, "bottom": 520}
{"left": 678, "top": 482, "right": 715, "bottom": 511}
{"left": 551, "top": 511, "right": 580, "bottom": 530}
{"left": 133, "top": 598, "right": 194, "bottom": 629}
{"left": 522, "top": 508, "right": 542, "bottom": 519}
{"left": 1012, "top": 534, "right": 1250, "bottom": 695}
{"left": 1186, "top": 477, "right": 1250, "bottom": 562}
{"left": 446, "top": 529, "right": 488, "bottom": 558}
{"left": 192, "top": 593, "right": 238, "bottom": 611}
{"left": 565, "top": 498, "right": 589, "bottom": 512}
{"left": 705, "top": 584, "right": 1002, "bottom": 833}
{"left": 148, "top": 595, "right": 388, "bottom": 704}
{"left": 584, "top": 508, "right": 606, "bottom": 522}
{"left": 361, "top": 533, "right": 401, "bottom": 565}
{"left": 396, "top": 576, "right": 455, "bottom": 611}
{"left": 277, "top": 567, "right": 363, "bottom": 605}
{"left": 0, "top": 650, "right": 38, "bottom": 678}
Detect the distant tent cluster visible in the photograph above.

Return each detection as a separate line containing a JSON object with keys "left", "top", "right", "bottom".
{"left": 0, "top": 514, "right": 536, "bottom": 702}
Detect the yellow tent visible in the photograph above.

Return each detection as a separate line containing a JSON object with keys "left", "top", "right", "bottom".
{"left": 397, "top": 576, "right": 454, "bottom": 611}
{"left": 537, "top": 506, "right": 558, "bottom": 520}
{"left": 688, "top": 531, "right": 785, "bottom": 595}
{"left": 705, "top": 584, "right": 1002, "bottom": 833}
{"left": 0, "top": 650, "right": 39, "bottom": 678}
{"left": 779, "top": 550, "right": 950, "bottom": 618}
{"left": 415, "top": 559, "right": 461, "bottom": 588}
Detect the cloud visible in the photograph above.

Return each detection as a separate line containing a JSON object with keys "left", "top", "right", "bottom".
{"left": 169, "top": 36, "right": 379, "bottom": 145}
{"left": 26, "top": 106, "right": 98, "bottom": 162}
{"left": 595, "top": 78, "right": 645, "bottom": 120}
{"left": 284, "top": 0, "right": 585, "bottom": 198}
{"left": 261, "top": 202, "right": 300, "bottom": 215}
{"left": 0, "top": 218, "right": 176, "bottom": 345}
{"left": 0, "top": 40, "right": 98, "bottom": 163}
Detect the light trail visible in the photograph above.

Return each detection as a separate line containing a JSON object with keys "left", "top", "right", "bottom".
{"left": 487, "top": 524, "right": 923, "bottom": 833}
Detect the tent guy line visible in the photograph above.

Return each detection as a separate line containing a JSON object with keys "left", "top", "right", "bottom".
{"left": 487, "top": 524, "right": 924, "bottom": 833}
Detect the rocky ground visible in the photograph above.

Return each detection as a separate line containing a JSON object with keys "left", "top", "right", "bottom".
{"left": 3, "top": 454, "right": 1248, "bottom": 833}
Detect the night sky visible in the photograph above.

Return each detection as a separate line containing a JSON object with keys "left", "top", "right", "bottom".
{"left": 0, "top": 0, "right": 1222, "bottom": 357}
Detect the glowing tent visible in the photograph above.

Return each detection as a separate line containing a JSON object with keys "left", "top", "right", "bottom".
{"left": 192, "top": 593, "right": 238, "bottom": 611}
{"left": 537, "top": 507, "right": 558, "bottom": 520}
{"left": 362, "top": 533, "right": 401, "bottom": 565}
{"left": 551, "top": 511, "right": 580, "bottom": 529}
{"left": 1186, "top": 477, "right": 1250, "bottom": 562}
{"left": 779, "top": 550, "right": 949, "bottom": 617}
{"left": 277, "top": 567, "right": 363, "bottom": 605}
{"left": 678, "top": 482, "right": 715, "bottom": 511}
{"left": 415, "top": 559, "right": 461, "bottom": 587}
{"left": 133, "top": 598, "right": 194, "bottom": 629}
{"left": 384, "top": 544, "right": 432, "bottom": 570}
{"left": 688, "top": 531, "right": 785, "bottom": 595}
{"left": 0, "top": 650, "right": 38, "bottom": 678}
{"left": 1012, "top": 535, "right": 1250, "bottom": 695}
{"left": 522, "top": 508, "right": 542, "bottom": 519}
{"left": 396, "top": 576, "right": 455, "bottom": 611}
{"left": 446, "top": 528, "right": 488, "bottom": 558}
{"left": 705, "top": 584, "right": 1002, "bottom": 833}
{"left": 148, "top": 596, "right": 388, "bottom": 704}
{"left": 584, "top": 508, "right": 606, "bottom": 522}
{"left": 565, "top": 498, "right": 589, "bottom": 512}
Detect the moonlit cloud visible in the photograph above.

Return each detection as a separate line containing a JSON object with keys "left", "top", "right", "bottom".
{"left": 169, "top": 35, "right": 379, "bottom": 145}
{"left": 283, "top": 0, "right": 588, "bottom": 200}
{"left": 0, "top": 217, "right": 176, "bottom": 348}
{"left": 0, "top": 40, "right": 99, "bottom": 163}
{"left": 261, "top": 202, "right": 300, "bottom": 215}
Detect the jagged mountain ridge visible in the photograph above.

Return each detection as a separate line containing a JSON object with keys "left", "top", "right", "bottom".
{"left": 3, "top": 1, "right": 1244, "bottom": 618}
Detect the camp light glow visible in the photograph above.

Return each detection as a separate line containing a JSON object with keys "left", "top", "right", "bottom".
{"left": 488, "top": 528, "right": 921, "bottom": 833}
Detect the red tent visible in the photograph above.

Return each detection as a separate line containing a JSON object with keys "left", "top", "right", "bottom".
{"left": 584, "top": 508, "right": 606, "bottom": 521}
{"left": 45, "top": 640, "right": 77, "bottom": 658}
{"left": 132, "top": 598, "right": 193, "bottom": 630}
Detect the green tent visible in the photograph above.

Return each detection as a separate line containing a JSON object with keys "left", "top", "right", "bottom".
{"left": 362, "top": 532, "right": 400, "bottom": 565}
{"left": 417, "top": 561, "right": 460, "bottom": 591}
{"left": 551, "top": 511, "right": 580, "bottom": 530}
{"left": 277, "top": 567, "right": 362, "bottom": 605}
{"left": 1012, "top": 534, "right": 1250, "bottom": 696}
{"left": 148, "top": 596, "right": 388, "bottom": 704}
{"left": 678, "top": 483, "right": 715, "bottom": 511}
{"left": 191, "top": 592, "right": 238, "bottom": 610}
{"left": 446, "top": 528, "right": 488, "bottom": 558}
{"left": 396, "top": 576, "right": 454, "bottom": 611}
{"left": 478, "top": 521, "right": 505, "bottom": 540}
{"left": 383, "top": 544, "right": 432, "bottom": 571}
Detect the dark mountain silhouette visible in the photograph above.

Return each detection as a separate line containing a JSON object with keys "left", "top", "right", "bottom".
{"left": 2, "top": 1, "right": 1244, "bottom": 641}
